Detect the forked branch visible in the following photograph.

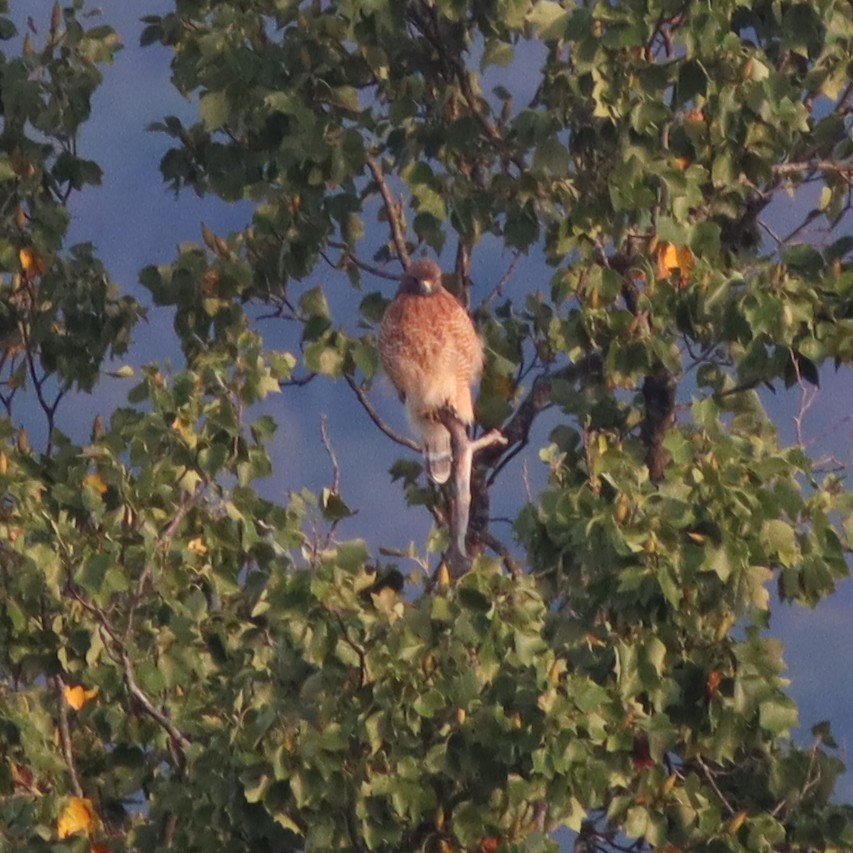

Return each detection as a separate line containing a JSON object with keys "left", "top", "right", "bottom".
{"left": 438, "top": 406, "right": 507, "bottom": 575}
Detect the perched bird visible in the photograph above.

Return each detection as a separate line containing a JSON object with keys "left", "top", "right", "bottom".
{"left": 379, "top": 258, "right": 483, "bottom": 484}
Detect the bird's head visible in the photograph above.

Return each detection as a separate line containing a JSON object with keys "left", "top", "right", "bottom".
{"left": 400, "top": 258, "right": 443, "bottom": 296}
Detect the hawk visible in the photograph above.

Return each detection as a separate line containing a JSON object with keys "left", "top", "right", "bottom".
{"left": 379, "top": 258, "right": 484, "bottom": 484}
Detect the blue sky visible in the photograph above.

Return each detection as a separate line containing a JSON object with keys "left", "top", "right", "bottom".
{"left": 11, "top": 0, "right": 853, "bottom": 816}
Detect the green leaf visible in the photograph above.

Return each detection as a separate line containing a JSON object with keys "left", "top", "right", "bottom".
{"left": 527, "top": 1, "right": 570, "bottom": 40}
{"left": 481, "top": 39, "right": 514, "bottom": 68}
{"left": 759, "top": 698, "right": 799, "bottom": 734}
{"left": 532, "top": 138, "right": 570, "bottom": 176}
{"left": 199, "top": 90, "right": 230, "bottom": 129}
{"left": 760, "top": 519, "right": 799, "bottom": 566}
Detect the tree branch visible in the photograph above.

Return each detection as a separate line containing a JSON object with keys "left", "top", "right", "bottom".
{"left": 366, "top": 155, "right": 410, "bottom": 267}
{"left": 320, "top": 414, "right": 341, "bottom": 494}
{"left": 123, "top": 650, "right": 191, "bottom": 754}
{"left": 771, "top": 159, "right": 853, "bottom": 177}
{"left": 345, "top": 375, "right": 420, "bottom": 451}
{"left": 479, "top": 352, "right": 603, "bottom": 480}
{"left": 696, "top": 757, "right": 736, "bottom": 816}
{"left": 480, "top": 252, "right": 522, "bottom": 307}
{"left": 326, "top": 241, "right": 402, "bottom": 281}
{"left": 640, "top": 365, "right": 677, "bottom": 482}
{"left": 478, "top": 529, "right": 521, "bottom": 577}
{"left": 52, "top": 675, "right": 84, "bottom": 797}
{"left": 438, "top": 409, "right": 507, "bottom": 575}
{"left": 67, "top": 584, "right": 192, "bottom": 760}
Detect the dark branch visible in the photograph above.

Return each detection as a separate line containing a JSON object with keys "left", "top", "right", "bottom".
{"left": 345, "top": 375, "right": 420, "bottom": 451}
{"left": 366, "top": 155, "right": 410, "bottom": 267}
{"left": 480, "top": 252, "right": 522, "bottom": 307}
{"left": 326, "top": 241, "right": 402, "bottom": 281}
{"left": 479, "top": 352, "right": 603, "bottom": 478}
{"left": 641, "top": 365, "right": 677, "bottom": 483}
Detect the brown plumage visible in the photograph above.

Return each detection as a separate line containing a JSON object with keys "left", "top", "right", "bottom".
{"left": 379, "top": 258, "right": 483, "bottom": 484}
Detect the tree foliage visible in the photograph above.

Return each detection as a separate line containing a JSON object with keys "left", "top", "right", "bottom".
{"left": 1, "top": 0, "right": 853, "bottom": 851}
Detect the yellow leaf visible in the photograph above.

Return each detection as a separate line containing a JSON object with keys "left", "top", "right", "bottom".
{"left": 171, "top": 416, "right": 195, "bottom": 441}
{"left": 82, "top": 473, "right": 108, "bottom": 495}
{"left": 57, "top": 797, "right": 99, "bottom": 839}
{"left": 64, "top": 684, "right": 98, "bottom": 711}
{"left": 201, "top": 222, "right": 218, "bottom": 252}
{"left": 0, "top": 452, "right": 7, "bottom": 475}
{"left": 18, "top": 247, "right": 46, "bottom": 275}
{"left": 435, "top": 561, "right": 451, "bottom": 588}
{"left": 725, "top": 810, "right": 748, "bottom": 835}
{"left": 188, "top": 537, "right": 208, "bottom": 555}
{"left": 547, "top": 658, "right": 566, "bottom": 687}
{"left": 656, "top": 242, "right": 677, "bottom": 278}
{"left": 656, "top": 241, "right": 694, "bottom": 286}
{"left": 370, "top": 586, "right": 403, "bottom": 621}
{"left": 674, "top": 156, "right": 691, "bottom": 170}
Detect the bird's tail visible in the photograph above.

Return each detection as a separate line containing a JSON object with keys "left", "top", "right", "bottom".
{"left": 421, "top": 421, "right": 452, "bottom": 484}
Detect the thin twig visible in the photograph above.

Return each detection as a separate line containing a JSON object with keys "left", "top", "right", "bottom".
{"left": 480, "top": 253, "right": 522, "bottom": 307}
{"left": 758, "top": 218, "right": 783, "bottom": 247}
{"left": 281, "top": 372, "right": 318, "bottom": 388}
{"left": 124, "top": 489, "right": 199, "bottom": 646}
{"left": 123, "top": 651, "right": 191, "bottom": 752}
{"left": 320, "top": 414, "right": 341, "bottom": 494}
{"left": 696, "top": 757, "right": 736, "bottom": 816}
{"left": 790, "top": 348, "right": 819, "bottom": 448}
{"left": 327, "top": 242, "right": 402, "bottom": 281}
{"left": 366, "top": 155, "right": 410, "bottom": 267}
{"left": 67, "top": 586, "right": 191, "bottom": 758}
{"left": 53, "top": 676, "right": 84, "bottom": 797}
{"left": 345, "top": 375, "right": 420, "bottom": 451}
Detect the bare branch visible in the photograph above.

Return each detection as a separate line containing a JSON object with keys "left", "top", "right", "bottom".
{"left": 123, "top": 650, "right": 191, "bottom": 753}
{"left": 67, "top": 585, "right": 192, "bottom": 759}
{"left": 478, "top": 354, "right": 602, "bottom": 484}
{"left": 52, "top": 676, "right": 83, "bottom": 797}
{"left": 125, "top": 488, "right": 200, "bottom": 646}
{"left": 366, "top": 155, "right": 410, "bottom": 267}
{"left": 442, "top": 412, "right": 474, "bottom": 574}
{"left": 438, "top": 410, "right": 507, "bottom": 574}
{"left": 480, "top": 253, "right": 522, "bottom": 307}
{"left": 320, "top": 414, "right": 341, "bottom": 494}
{"left": 772, "top": 159, "right": 853, "bottom": 177}
{"left": 454, "top": 241, "right": 473, "bottom": 309}
{"left": 345, "top": 375, "right": 420, "bottom": 451}
{"left": 696, "top": 757, "right": 736, "bottom": 816}
{"left": 478, "top": 529, "right": 522, "bottom": 577}
{"left": 790, "top": 348, "right": 819, "bottom": 448}
{"left": 326, "top": 241, "right": 402, "bottom": 281}
{"left": 281, "top": 372, "right": 318, "bottom": 388}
